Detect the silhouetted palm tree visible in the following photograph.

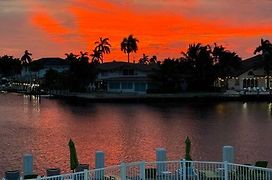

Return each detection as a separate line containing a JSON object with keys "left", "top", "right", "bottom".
{"left": 65, "top": 53, "right": 78, "bottom": 63}
{"left": 0, "top": 55, "right": 22, "bottom": 75}
{"left": 149, "top": 55, "right": 158, "bottom": 64}
{"left": 139, "top": 54, "right": 149, "bottom": 64}
{"left": 212, "top": 43, "right": 225, "bottom": 64}
{"left": 95, "top": 37, "right": 111, "bottom": 63}
{"left": 121, "top": 35, "right": 139, "bottom": 63}
{"left": 212, "top": 44, "right": 241, "bottom": 78}
{"left": 79, "top": 51, "right": 89, "bottom": 63}
{"left": 181, "top": 43, "right": 215, "bottom": 90}
{"left": 21, "top": 50, "right": 32, "bottom": 64}
{"left": 254, "top": 38, "right": 272, "bottom": 89}
{"left": 181, "top": 43, "right": 202, "bottom": 62}
{"left": 90, "top": 49, "right": 103, "bottom": 64}
{"left": 150, "top": 58, "right": 184, "bottom": 92}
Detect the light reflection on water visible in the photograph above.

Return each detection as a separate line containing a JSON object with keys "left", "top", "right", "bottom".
{"left": 0, "top": 93, "right": 272, "bottom": 175}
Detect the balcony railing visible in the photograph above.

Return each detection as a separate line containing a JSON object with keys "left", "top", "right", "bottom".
{"left": 36, "top": 160, "right": 272, "bottom": 180}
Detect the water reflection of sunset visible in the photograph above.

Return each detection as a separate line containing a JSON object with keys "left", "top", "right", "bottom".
{"left": 2, "top": 95, "right": 272, "bottom": 175}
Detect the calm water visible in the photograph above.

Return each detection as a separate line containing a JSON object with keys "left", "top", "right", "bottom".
{"left": 1, "top": 93, "right": 272, "bottom": 175}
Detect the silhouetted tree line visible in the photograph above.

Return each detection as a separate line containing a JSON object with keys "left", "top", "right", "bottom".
{"left": 43, "top": 69, "right": 70, "bottom": 90}
{"left": 41, "top": 37, "right": 112, "bottom": 92}
{"left": 0, "top": 55, "right": 22, "bottom": 76}
{"left": 66, "top": 52, "right": 96, "bottom": 92}
{"left": 150, "top": 43, "right": 242, "bottom": 92}
{"left": 139, "top": 54, "right": 160, "bottom": 64}
{"left": 42, "top": 52, "right": 97, "bottom": 92}
{"left": 254, "top": 38, "right": 272, "bottom": 89}
{"left": 1, "top": 37, "right": 271, "bottom": 93}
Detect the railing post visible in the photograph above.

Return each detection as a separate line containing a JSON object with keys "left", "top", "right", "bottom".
{"left": 139, "top": 161, "right": 145, "bottom": 180}
{"left": 224, "top": 161, "right": 228, "bottom": 180}
{"left": 156, "top": 148, "right": 167, "bottom": 176}
{"left": 223, "top": 146, "right": 234, "bottom": 163}
{"left": 182, "top": 159, "right": 186, "bottom": 180}
{"left": 71, "top": 173, "right": 75, "bottom": 180}
{"left": 84, "top": 169, "right": 88, "bottom": 180}
{"left": 269, "top": 168, "right": 272, "bottom": 180}
{"left": 95, "top": 151, "right": 105, "bottom": 180}
{"left": 120, "top": 162, "right": 126, "bottom": 180}
{"left": 23, "top": 154, "right": 33, "bottom": 176}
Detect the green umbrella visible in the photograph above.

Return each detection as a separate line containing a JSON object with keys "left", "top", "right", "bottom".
{"left": 184, "top": 136, "right": 192, "bottom": 161}
{"left": 69, "top": 139, "right": 79, "bottom": 171}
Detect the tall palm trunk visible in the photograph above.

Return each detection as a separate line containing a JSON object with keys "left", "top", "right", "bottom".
{"left": 127, "top": 53, "right": 130, "bottom": 63}
{"left": 266, "top": 71, "right": 270, "bottom": 90}
{"left": 265, "top": 65, "right": 270, "bottom": 90}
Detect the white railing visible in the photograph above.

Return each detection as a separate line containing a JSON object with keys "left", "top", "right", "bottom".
{"left": 35, "top": 160, "right": 272, "bottom": 180}
{"left": 228, "top": 163, "right": 272, "bottom": 180}
{"left": 40, "top": 171, "right": 86, "bottom": 180}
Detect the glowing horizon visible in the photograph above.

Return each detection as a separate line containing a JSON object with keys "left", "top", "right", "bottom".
{"left": 1, "top": 0, "right": 272, "bottom": 61}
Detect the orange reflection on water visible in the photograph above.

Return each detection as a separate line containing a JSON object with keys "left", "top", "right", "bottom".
{"left": 2, "top": 95, "right": 272, "bottom": 175}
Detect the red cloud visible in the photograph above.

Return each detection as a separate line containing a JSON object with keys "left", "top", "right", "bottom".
{"left": 27, "top": 0, "right": 272, "bottom": 60}
{"left": 31, "top": 12, "right": 70, "bottom": 43}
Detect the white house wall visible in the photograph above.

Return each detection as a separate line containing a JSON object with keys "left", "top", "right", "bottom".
{"left": 228, "top": 68, "right": 267, "bottom": 91}
{"left": 20, "top": 66, "right": 69, "bottom": 81}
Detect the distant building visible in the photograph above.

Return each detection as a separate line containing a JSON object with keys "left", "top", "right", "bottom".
{"left": 95, "top": 61, "right": 158, "bottom": 93}
{"left": 226, "top": 55, "right": 270, "bottom": 91}
{"left": 20, "top": 57, "right": 69, "bottom": 81}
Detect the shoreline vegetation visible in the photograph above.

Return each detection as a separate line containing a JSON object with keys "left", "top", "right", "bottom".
{"left": 1, "top": 38, "right": 272, "bottom": 97}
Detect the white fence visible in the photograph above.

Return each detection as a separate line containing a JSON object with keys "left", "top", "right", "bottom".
{"left": 37, "top": 160, "right": 272, "bottom": 180}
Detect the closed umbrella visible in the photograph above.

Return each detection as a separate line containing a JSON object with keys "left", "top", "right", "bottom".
{"left": 185, "top": 136, "right": 192, "bottom": 161}
{"left": 69, "top": 139, "right": 79, "bottom": 171}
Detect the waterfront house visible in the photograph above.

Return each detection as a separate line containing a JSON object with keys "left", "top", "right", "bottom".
{"left": 20, "top": 57, "right": 69, "bottom": 81}
{"left": 14, "top": 57, "right": 69, "bottom": 92}
{"left": 226, "top": 55, "right": 270, "bottom": 91}
{"left": 95, "top": 61, "right": 158, "bottom": 93}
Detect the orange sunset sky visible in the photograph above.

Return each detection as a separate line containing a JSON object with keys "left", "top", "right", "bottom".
{"left": 1, "top": 0, "right": 272, "bottom": 62}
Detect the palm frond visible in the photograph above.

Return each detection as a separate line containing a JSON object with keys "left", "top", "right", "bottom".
{"left": 254, "top": 46, "right": 262, "bottom": 54}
